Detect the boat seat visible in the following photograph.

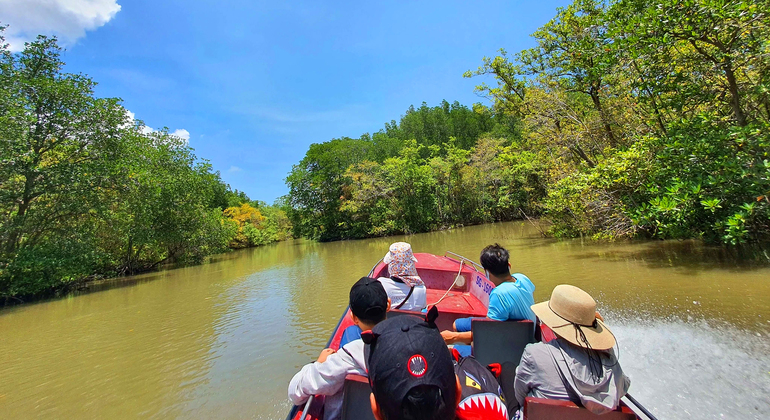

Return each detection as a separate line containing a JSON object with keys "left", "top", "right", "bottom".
{"left": 524, "top": 397, "right": 638, "bottom": 420}
{"left": 471, "top": 319, "right": 535, "bottom": 367}
{"left": 341, "top": 374, "right": 376, "bottom": 420}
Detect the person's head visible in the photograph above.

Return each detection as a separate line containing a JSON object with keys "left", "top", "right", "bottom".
{"left": 479, "top": 244, "right": 510, "bottom": 280}
{"left": 383, "top": 242, "right": 423, "bottom": 287}
{"left": 350, "top": 277, "right": 390, "bottom": 330}
{"left": 363, "top": 309, "right": 461, "bottom": 420}
{"left": 531, "top": 284, "right": 616, "bottom": 351}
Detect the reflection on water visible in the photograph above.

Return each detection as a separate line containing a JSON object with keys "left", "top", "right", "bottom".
{"left": 0, "top": 222, "right": 768, "bottom": 419}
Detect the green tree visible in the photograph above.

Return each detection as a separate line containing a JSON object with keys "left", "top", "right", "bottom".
{"left": 613, "top": 0, "right": 770, "bottom": 126}
{"left": 0, "top": 33, "right": 288, "bottom": 300}
{"left": 286, "top": 137, "right": 369, "bottom": 240}
{"left": 0, "top": 35, "right": 129, "bottom": 297}
{"left": 0, "top": 35, "right": 127, "bottom": 256}
{"left": 100, "top": 129, "right": 234, "bottom": 274}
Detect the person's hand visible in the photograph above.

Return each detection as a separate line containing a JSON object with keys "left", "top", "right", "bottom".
{"left": 441, "top": 330, "right": 458, "bottom": 344}
{"left": 317, "top": 348, "right": 335, "bottom": 363}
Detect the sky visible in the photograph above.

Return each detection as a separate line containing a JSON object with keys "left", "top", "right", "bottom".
{"left": 1, "top": 0, "right": 571, "bottom": 203}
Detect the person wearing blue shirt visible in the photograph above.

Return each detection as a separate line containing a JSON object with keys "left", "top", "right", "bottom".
{"left": 441, "top": 244, "right": 535, "bottom": 355}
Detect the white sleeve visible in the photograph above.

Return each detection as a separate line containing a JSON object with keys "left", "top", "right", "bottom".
{"left": 287, "top": 348, "right": 362, "bottom": 405}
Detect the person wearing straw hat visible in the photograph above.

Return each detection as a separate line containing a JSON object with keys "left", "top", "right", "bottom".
{"left": 377, "top": 242, "right": 427, "bottom": 312}
{"left": 513, "top": 285, "right": 630, "bottom": 415}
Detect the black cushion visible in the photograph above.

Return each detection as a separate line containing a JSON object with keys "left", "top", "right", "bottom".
{"left": 471, "top": 319, "right": 535, "bottom": 367}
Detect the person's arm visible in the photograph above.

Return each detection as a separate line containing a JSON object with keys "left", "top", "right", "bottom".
{"left": 317, "top": 348, "right": 335, "bottom": 363}
{"left": 441, "top": 330, "right": 473, "bottom": 344}
{"left": 287, "top": 347, "right": 357, "bottom": 405}
{"left": 513, "top": 348, "right": 536, "bottom": 409}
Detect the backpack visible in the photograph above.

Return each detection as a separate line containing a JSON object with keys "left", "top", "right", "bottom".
{"left": 453, "top": 355, "right": 508, "bottom": 420}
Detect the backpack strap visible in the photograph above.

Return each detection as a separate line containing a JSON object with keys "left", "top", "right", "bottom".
{"left": 393, "top": 285, "right": 415, "bottom": 310}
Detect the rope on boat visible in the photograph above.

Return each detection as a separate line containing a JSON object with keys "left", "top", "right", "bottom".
{"left": 429, "top": 259, "right": 464, "bottom": 307}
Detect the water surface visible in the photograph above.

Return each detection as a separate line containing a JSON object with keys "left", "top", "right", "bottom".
{"left": 1, "top": 222, "right": 769, "bottom": 419}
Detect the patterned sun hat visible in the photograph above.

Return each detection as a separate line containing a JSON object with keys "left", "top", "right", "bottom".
{"left": 383, "top": 242, "right": 423, "bottom": 287}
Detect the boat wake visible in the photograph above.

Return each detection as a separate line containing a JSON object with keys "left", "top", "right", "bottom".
{"left": 610, "top": 315, "right": 770, "bottom": 420}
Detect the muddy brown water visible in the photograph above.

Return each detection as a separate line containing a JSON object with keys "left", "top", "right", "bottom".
{"left": 1, "top": 222, "right": 769, "bottom": 419}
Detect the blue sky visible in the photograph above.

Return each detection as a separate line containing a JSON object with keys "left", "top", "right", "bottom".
{"left": 3, "top": 0, "right": 570, "bottom": 203}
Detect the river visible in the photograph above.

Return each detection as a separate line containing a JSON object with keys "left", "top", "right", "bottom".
{"left": 1, "top": 221, "right": 769, "bottom": 419}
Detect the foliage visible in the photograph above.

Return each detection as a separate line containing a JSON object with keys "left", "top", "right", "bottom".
{"left": 285, "top": 0, "right": 770, "bottom": 246}
{"left": 285, "top": 99, "right": 542, "bottom": 241}
{"left": 224, "top": 203, "right": 265, "bottom": 248}
{"left": 0, "top": 34, "right": 291, "bottom": 301}
{"left": 286, "top": 137, "right": 370, "bottom": 240}
{"left": 464, "top": 0, "right": 770, "bottom": 245}
{"left": 632, "top": 118, "right": 769, "bottom": 244}
{"left": 612, "top": 0, "right": 770, "bottom": 127}
{"left": 221, "top": 202, "right": 290, "bottom": 247}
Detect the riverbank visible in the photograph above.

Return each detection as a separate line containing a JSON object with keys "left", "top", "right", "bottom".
{"left": 0, "top": 36, "right": 296, "bottom": 303}
{"left": 1, "top": 235, "right": 292, "bottom": 306}
{"left": 284, "top": 0, "right": 769, "bottom": 246}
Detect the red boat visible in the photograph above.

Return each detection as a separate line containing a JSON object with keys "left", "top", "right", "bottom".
{"left": 286, "top": 252, "right": 650, "bottom": 420}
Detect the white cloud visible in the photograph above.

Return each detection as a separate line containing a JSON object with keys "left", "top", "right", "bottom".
{"left": 124, "top": 109, "right": 189, "bottom": 142}
{"left": 228, "top": 166, "right": 242, "bottom": 173}
{"left": 170, "top": 129, "right": 190, "bottom": 142}
{"left": 0, "top": 0, "right": 121, "bottom": 51}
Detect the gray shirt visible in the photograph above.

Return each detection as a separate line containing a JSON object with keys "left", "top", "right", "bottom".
{"left": 514, "top": 338, "right": 630, "bottom": 415}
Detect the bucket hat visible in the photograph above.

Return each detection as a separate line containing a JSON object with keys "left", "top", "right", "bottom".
{"left": 383, "top": 242, "right": 423, "bottom": 287}
{"left": 531, "top": 285, "right": 616, "bottom": 351}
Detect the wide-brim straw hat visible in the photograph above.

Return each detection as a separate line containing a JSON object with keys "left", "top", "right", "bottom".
{"left": 531, "top": 284, "right": 616, "bottom": 351}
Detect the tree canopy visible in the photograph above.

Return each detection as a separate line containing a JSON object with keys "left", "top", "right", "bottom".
{"left": 286, "top": 0, "right": 769, "bottom": 245}
{"left": 0, "top": 33, "right": 291, "bottom": 301}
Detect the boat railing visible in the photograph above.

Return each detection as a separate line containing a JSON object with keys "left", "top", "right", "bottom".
{"left": 367, "top": 257, "right": 384, "bottom": 277}
{"left": 443, "top": 251, "right": 484, "bottom": 273}
{"left": 624, "top": 394, "right": 659, "bottom": 420}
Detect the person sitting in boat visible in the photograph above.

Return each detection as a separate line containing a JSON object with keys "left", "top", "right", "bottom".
{"left": 288, "top": 277, "right": 390, "bottom": 420}
{"left": 363, "top": 309, "right": 508, "bottom": 420}
{"left": 440, "top": 244, "right": 535, "bottom": 353}
{"left": 514, "top": 285, "right": 630, "bottom": 415}
{"left": 377, "top": 242, "right": 427, "bottom": 312}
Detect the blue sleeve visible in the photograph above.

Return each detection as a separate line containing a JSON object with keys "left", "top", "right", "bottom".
{"left": 487, "top": 289, "right": 507, "bottom": 321}
{"left": 338, "top": 325, "right": 362, "bottom": 348}
{"left": 454, "top": 317, "right": 473, "bottom": 332}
